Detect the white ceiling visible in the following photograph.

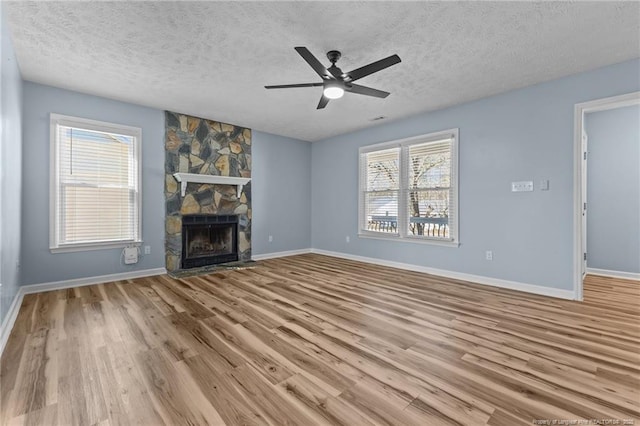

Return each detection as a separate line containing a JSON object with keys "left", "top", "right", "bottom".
{"left": 6, "top": 1, "right": 640, "bottom": 142}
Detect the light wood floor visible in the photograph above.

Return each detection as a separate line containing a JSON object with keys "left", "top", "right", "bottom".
{"left": 1, "top": 254, "right": 639, "bottom": 425}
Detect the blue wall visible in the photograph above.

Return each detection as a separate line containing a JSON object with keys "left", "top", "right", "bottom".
{"left": 0, "top": 3, "right": 23, "bottom": 326}
{"left": 586, "top": 104, "right": 640, "bottom": 273}
{"left": 311, "top": 59, "right": 640, "bottom": 291}
{"left": 13, "top": 58, "right": 640, "bottom": 294}
{"left": 19, "top": 84, "right": 312, "bottom": 285}
{"left": 21, "top": 83, "right": 166, "bottom": 285}
{"left": 252, "top": 131, "right": 311, "bottom": 255}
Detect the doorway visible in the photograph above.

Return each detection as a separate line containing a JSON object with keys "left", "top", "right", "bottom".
{"left": 573, "top": 91, "right": 640, "bottom": 300}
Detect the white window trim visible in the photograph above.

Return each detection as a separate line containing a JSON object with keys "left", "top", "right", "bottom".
{"left": 49, "top": 113, "right": 143, "bottom": 253}
{"left": 358, "top": 128, "right": 459, "bottom": 247}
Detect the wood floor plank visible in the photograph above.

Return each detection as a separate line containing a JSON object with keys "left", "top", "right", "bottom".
{"left": 226, "top": 364, "right": 317, "bottom": 425}
{"left": 135, "top": 347, "right": 225, "bottom": 425}
{"left": 486, "top": 408, "right": 532, "bottom": 426}
{"left": 5, "top": 328, "right": 55, "bottom": 418}
{"left": 200, "top": 314, "right": 295, "bottom": 385}
{"left": 96, "top": 341, "right": 165, "bottom": 425}
{"left": 6, "top": 404, "right": 58, "bottom": 426}
{"left": 278, "top": 374, "right": 377, "bottom": 426}
{"left": 181, "top": 354, "right": 268, "bottom": 425}
{"left": 1, "top": 255, "right": 638, "bottom": 425}
{"left": 167, "top": 312, "right": 246, "bottom": 370}
{"left": 57, "top": 337, "right": 94, "bottom": 425}
{"left": 338, "top": 379, "right": 424, "bottom": 426}
{"left": 241, "top": 319, "right": 354, "bottom": 395}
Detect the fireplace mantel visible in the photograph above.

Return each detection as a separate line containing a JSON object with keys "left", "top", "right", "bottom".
{"left": 173, "top": 173, "right": 251, "bottom": 198}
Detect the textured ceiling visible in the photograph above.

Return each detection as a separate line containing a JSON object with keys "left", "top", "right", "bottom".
{"left": 6, "top": 1, "right": 640, "bottom": 142}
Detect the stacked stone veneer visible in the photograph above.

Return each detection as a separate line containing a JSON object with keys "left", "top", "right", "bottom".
{"left": 164, "top": 111, "right": 251, "bottom": 272}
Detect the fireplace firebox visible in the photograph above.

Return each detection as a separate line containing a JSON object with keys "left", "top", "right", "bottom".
{"left": 181, "top": 214, "right": 238, "bottom": 269}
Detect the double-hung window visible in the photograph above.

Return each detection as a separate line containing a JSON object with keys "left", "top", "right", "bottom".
{"left": 359, "top": 129, "right": 459, "bottom": 245}
{"left": 50, "top": 114, "right": 142, "bottom": 252}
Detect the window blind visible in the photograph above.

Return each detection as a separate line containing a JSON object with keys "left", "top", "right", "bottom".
{"left": 361, "top": 147, "right": 400, "bottom": 234}
{"left": 405, "top": 138, "right": 455, "bottom": 240}
{"left": 51, "top": 116, "right": 141, "bottom": 251}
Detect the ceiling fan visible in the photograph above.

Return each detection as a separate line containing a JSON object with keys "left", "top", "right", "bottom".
{"left": 265, "top": 47, "right": 401, "bottom": 109}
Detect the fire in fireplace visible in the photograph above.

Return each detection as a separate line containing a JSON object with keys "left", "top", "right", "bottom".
{"left": 181, "top": 214, "right": 238, "bottom": 269}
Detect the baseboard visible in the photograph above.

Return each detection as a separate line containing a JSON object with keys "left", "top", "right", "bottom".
{"left": 0, "top": 288, "right": 25, "bottom": 358}
{"left": 587, "top": 267, "right": 640, "bottom": 281}
{"left": 310, "top": 248, "right": 576, "bottom": 300}
{"left": 20, "top": 267, "right": 167, "bottom": 296}
{"left": 0, "top": 267, "right": 166, "bottom": 357}
{"left": 252, "top": 248, "right": 312, "bottom": 261}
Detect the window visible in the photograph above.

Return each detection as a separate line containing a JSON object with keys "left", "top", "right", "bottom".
{"left": 50, "top": 114, "right": 142, "bottom": 252}
{"left": 359, "top": 129, "right": 459, "bottom": 245}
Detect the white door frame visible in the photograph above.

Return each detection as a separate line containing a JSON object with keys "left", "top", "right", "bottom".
{"left": 572, "top": 91, "right": 640, "bottom": 301}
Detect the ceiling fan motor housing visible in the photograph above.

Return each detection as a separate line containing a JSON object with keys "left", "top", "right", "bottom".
{"left": 326, "top": 50, "right": 342, "bottom": 64}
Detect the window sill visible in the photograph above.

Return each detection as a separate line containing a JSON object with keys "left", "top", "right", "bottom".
{"left": 50, "top": 240, "right": 142, "bottom": 254}
{"left": 358, "top": 232, "right": 460, "bottom": 247}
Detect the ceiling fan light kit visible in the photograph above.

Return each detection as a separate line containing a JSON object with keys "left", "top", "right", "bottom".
{"left": 265, "top": 47, "right": 401, "bottom": 109}
{"left": 323, "top": 81, "right": 344, "bottom": 99}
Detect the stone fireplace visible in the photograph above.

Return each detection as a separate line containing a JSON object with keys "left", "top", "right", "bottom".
{"left": 164, "top": 111, "right": 251, "bottom": 272}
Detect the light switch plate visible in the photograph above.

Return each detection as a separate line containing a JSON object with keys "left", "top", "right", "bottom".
{"left": 511, "top": 181, "right": 533, "bottom": 192}
{"left": 540, "top": 179, "right": 550, "bottom": 191}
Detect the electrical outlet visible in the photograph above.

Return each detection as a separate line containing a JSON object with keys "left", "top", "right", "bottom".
{"left": 268, "top": 235, "right": 273, "bottom": 243}
{"left": 346, "top": 236, "right": 350, "bottom": 243}
{"left": 485, "top": 250, "right": 493, "bottom": 261}
{"left": 144, "top": 245, "right": 151, "bottom": 255}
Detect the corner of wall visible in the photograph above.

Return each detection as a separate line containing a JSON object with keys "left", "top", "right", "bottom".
{"left": 251, "top": 131, "right": 313, "bottom": 256}
{"left": 0, "top": 0, "right": 24, "bottom": 328}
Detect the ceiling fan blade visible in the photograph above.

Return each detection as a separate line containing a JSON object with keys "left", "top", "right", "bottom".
{"left": 345, "top": 54, "right": 401, "bottom": 82}
{"left": 265, "top": 83, "right": 323, "bottom": 89}
{"left": 345, "top": 83, "right": 390, "bottom": 98}
{"left": 295, "top": 47, "right": 330, "bottom": 79}
{"left": 317, "top": 95, "right": 330, "bottom": 109}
